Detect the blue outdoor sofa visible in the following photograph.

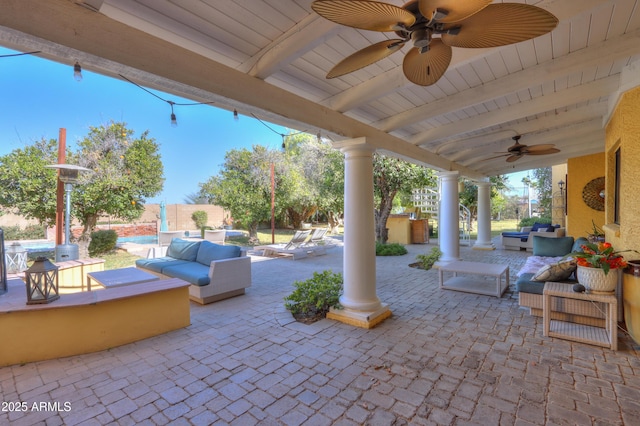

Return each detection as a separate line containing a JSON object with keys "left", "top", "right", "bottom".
{"left": 136, "top": 238, "right": 251, "bottom": 304}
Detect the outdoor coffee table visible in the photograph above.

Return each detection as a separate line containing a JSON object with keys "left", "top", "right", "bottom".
{"left": 87, "top": 267, "right": 159, "bottom": 291}
{"left": 438, "top": 260, "right": 509, "bottom": 298}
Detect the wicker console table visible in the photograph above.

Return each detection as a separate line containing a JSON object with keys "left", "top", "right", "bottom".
{"left": 543, "top": 282, "right": 617, "bottom": 350}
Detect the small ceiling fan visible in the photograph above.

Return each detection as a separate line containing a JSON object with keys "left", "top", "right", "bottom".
{"left": 311, "top": 0, "right": 558, "bottom": 86}
{"left": 486, "top": 135, "right": 560, "bottom": 163}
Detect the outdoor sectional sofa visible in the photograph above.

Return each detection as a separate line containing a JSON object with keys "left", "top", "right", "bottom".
{"left": 501, "top": 223, "right": 566, "bottom": 251}
{"left": 515, "top": 235, "right": 609, "bottom": 326}
{"left": 136, "top": 238, "right": 251, "bottom": 304}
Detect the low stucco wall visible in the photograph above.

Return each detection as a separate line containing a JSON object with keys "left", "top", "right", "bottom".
{"left": 0, "top": 278, "right": 190, "bottom": 367}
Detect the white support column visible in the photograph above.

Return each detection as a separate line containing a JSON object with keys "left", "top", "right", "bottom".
{"left": 437, "top": 171, "right": 460, "bottom": 263}
{"left": 474, "top": 181, "right": 495, "bottom": 250}
{"left": 327, "top": 138, "right": 391, "bottom": 328}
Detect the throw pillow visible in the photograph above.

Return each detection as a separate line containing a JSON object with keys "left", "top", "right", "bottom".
{"left": 532, "top": 259, "right": 577, "bottom": 282}
{"left": 531, "top": 222, "right": 547, "bottom": 232}
{"left": 196, "top": 240, "right": 241, "bottom": 266}
{"left": 572, "top": 237, "right": 590, "bottom": 253}
{"left": 167, "top": 239, "right": 201, "bottom": 261}
{"left": 532, "top": 235, "right": 575, "bottom": 257}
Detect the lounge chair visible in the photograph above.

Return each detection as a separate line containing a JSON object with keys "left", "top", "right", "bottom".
{"left": 158, "top": 230, "right": 185, "bottom": 247}
{"left": 255, "top": 230, "right": 315, "bottom": 260}
{"left": 204, "top": 229, "right": 226, "bottom": 245}
{"left": 303, "top": 228, "right": 328, "bottom": 246}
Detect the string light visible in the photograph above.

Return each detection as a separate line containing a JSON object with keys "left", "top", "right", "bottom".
{"left": 118, "top": 74, "right": 215, "bottom": 127}
{"left": 249, "top": 113, "right": 308, "bottom": 150}
{"left": 233, "top": 109, "right": 239, "bottom": 121}
{"left": 169, "top": 101, "right": 178, "bottom": 127}
{"left": 0, "top": 50, "right": 40, "bottom": 58}
{"left": 73, "top": 62, "right": 83, "bottom": 82}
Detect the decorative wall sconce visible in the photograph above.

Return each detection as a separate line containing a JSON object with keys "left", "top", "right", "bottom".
{"left": 25, "top": 257, "right": 60, "bottom": 304}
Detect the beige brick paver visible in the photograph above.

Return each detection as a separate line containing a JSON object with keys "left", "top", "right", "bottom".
{"left": 2, "top": 240, "right": 640, "bottom": 424}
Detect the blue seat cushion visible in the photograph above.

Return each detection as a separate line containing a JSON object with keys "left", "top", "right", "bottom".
{"left": 161, "top": 262, "right": 210, "bottom": 286}
{"left": 501, "top": 232, "right": 530, "bottom": 238}
{"left": 167, "top": 239, "right": 201, "bottom": 261}
{"left": 196, "top": 241, "right": 241, "bottom": 266}
{"left": 516, "top": 273, "right": 544, "bottom": 294}
{"left": 135, "top": 257, "right": 191, "bottom": 274}
{"left": 516, "top": 272, "right": 577, "bottom": 295}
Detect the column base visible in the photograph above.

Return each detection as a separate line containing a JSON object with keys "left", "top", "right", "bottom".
{"left": 327, "top": 304, "right": 392, "bottom": 329}
{"left": 473, "top": 242, "right": 496, "bottom": 251}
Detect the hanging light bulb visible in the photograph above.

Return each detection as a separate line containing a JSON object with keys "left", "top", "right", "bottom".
{"left": 233, "top": 109, "right": 239, "bottom": 121}
{"left": 169, "top": 102, "right": 177, "bottom": 127}
{"left": 73, "top": 62, "right": 83, "bottom": 82}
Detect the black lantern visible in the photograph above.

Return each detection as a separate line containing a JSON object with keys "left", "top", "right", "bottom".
{"left": 25, "top": 257, "right": 60, "bottom": 304}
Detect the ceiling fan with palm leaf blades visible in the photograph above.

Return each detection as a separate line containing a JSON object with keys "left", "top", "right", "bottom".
{"left": 311, "top": 0, "right": 558, "bottom": 86}
{"left": 485, "top": 135, "right": 560, "bottom": 163}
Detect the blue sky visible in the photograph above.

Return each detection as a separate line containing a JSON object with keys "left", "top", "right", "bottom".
{"left": 2, "top": 46, "right": 531, "bottom": 204}
{"left": 0, "top": 47, "right": 290, "bottom": 204}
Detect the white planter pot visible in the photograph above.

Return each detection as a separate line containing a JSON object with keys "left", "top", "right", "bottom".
{"left": 577, "top": 265, "right": 619, "bottom": 294}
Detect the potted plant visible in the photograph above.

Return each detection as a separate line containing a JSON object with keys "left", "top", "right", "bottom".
{"left": 587, "top": 220, "right": 605, "bottom": 243}
{"left": 222, "top": 215, "right": 233, "bottom": 230}
{"left": 567, "top": 241, "right": 630, "bottom": 293}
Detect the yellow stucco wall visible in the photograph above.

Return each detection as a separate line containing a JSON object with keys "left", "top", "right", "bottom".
{"left": 566, "top": 153, "right": 605, "bottom": 238}
{"left": 604, "top": 85, "right": 640, "bottom": 254}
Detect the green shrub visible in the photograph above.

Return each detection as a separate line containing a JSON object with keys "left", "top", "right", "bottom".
{"left": 284, "top": 270, "right": 343, "bottom": 320}
{"left": 376, "top": 241, "right": 408, "bottom": 256}
{"left": 191, "top": 210, "right": 208, "bottom": 230}
{"left": 1, "top": 224, "right": 46, "bottom": 240}
{"left": 416, "top": 246, "right": 442, "bottom": 270}
{"left": 518, "top": 216, "right": 552, "bottom": 228}
{"left": 89, "top": 229, "right": 118, "bottom": 257}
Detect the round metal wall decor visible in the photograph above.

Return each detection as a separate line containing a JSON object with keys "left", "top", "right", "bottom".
{"left": 582, "top": 177, "right": 605, "bottom": 211}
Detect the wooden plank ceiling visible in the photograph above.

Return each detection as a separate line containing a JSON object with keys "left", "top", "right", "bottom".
{"left": 1, "top": 0, "right": 639, "bottom": 178}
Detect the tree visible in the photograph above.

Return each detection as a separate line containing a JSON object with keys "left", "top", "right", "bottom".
{"left": 532, "top": 167, "right": 552, "bottom": 215}
{"left": 459, "top": 175, "right": 511, "bottom": 221}
{"left": 199, "top": 145, "right": 281, "bottom": 239}
{"left": 0, "top": 122, "right": 164, "bottom": 255}
{"left": 72, "top": 122, "right": 164, "bottom": 238}
{"left": 0, "top": 138, "right": 59, "bottom": 226}
{"left": 373, "top": 154, "right": 435, "bottom": 243}
{"left": 281, "top": 133, "right": 344, "bottom": 230}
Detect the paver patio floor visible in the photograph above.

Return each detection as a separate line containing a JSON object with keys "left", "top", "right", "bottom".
{"left": 2, "top": 240, "right": 640, "bottom": 425}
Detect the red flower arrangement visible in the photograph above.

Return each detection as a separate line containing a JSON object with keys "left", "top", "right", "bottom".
{"left": 570, "top": 242, "right": 627, "bottom": 275}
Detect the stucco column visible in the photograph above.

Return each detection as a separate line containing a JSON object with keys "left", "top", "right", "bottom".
{"left": 473, "top": 181, "right": 495, "bottom": 250}
{"left": 437, "top": 171, "right": 460, "bottom": 263}
{"left": 327, "top": 138, "right": 391, "bottom": 328}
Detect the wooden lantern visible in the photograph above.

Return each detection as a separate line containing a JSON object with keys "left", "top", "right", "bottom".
{"left": 25, "top": 257, "right": 60, "bottom": 304}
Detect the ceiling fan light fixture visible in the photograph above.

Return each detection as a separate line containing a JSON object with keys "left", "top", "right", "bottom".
{"left": 411, "top": 28, "right": 431, "bottom": 48}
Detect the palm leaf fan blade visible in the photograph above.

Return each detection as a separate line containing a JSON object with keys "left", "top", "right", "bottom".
{"left": 506, "top": 155, "right": 522, "bottom": 163}
{"left": 402, "top": 39, "right": 452, "bottom": 86}
{"left": 327, "top": 40, "right": 404, "bottom": 78}
{"left": 441, "top": 4, "right": 558, "bottom": 48}
{"left": 418, "top": 0, "right": 491, "bottom": 24}
{"left": 311, "top": 0, "right": 416, "bottom": 32}
{"left": 525, "top": 148, "right": 560, "bottom": 155}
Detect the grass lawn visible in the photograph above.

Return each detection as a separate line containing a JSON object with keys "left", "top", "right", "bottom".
{"left": 102, "top": 249, "right": 143, "bottom": 270}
